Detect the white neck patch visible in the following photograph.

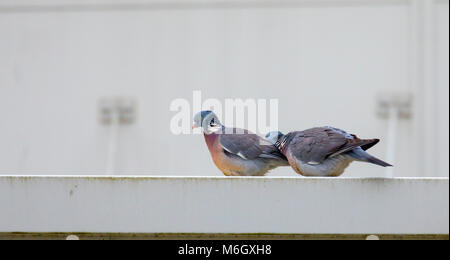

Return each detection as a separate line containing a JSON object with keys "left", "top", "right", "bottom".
{"left": 205, "top": 125, "right": 222, "bottom": 134}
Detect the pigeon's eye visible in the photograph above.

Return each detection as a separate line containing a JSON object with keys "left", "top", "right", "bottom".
{"left": 210, "top": 118, "right": 215, "bottom": 126}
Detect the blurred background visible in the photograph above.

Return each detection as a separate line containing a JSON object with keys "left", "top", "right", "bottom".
{"left": 0, "top": 0, "right": 448, "bottom": 177}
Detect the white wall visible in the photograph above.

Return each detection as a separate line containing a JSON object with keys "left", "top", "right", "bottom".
{"left": 436, "top": 1, "right": 449, "bottom": 176}
{"left": 0, "top": 0, "right": 448, "bottom": 177}
{"left": 0, "top": 176, "right": 448, "bottom": 234}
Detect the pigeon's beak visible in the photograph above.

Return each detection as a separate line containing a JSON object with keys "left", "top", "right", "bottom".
{"left": 192, "top": 122, "right": 199, "bottom": 129}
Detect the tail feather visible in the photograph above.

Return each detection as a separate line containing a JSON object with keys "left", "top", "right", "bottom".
{"left": 348, "top": 148, "right": 393, "bottom": 167}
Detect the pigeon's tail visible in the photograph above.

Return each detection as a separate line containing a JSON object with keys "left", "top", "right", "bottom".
{"left": 348, "top": 148, "right": 393, "bottom": 167}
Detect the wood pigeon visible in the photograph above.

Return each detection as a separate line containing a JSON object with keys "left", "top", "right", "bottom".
{"left": 265, "top": 126, "right": 392, "bottom": 177}
{"left": 192, "top": 111, "right": 289, "bottom": 176}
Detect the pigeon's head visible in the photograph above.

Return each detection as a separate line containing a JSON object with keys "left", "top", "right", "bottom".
{"left": 192, "top": 110, "right": 222, "bottom": 134}
{"left": 265, "top": 131, "right": 284, "bottom": 145}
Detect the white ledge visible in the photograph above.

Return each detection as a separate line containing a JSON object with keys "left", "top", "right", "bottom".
{"left": 0, "top": 176, "right": 448, "bottom": 235}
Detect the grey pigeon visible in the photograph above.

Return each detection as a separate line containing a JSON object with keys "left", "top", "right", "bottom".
{"left": 193, "top": 111, "right": 289, "bottom": 176}
{"left": 265, "top": 126, "right": 392, "bottom": 177}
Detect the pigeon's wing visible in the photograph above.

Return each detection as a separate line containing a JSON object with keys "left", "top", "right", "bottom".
{"left": 287, "top": 127, "right": 378, "bottom": 164}
{"left": 257, "top": 138, "right": 288, "bottom": 161}
{"left": 220, "top": 128, "right": 284, "bottom": 160}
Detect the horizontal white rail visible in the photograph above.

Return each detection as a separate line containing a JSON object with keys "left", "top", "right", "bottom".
{"left": 0, "top": 176, "right": 448, "bottom": 235}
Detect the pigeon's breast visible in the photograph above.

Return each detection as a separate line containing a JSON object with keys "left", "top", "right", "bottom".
{"left": 204, "top": 132, "right": 219, "bottom": 152}
{"left": 284, "top": 148, "right": 304, "bottom": 175}
{"left": 204, "top": 133, "right": 243, "bottom": 175}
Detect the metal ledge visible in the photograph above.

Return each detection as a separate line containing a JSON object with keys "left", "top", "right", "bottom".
{"left": 0, "top": 176, "right": 448, "bottom": 237}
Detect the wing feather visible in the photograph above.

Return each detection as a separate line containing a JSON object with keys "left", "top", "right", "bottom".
{"left": 219, "top": 128, "right": 285, "bottom": 161}
{"left": 287, "top": 127, "right": 378, "bottom": 164}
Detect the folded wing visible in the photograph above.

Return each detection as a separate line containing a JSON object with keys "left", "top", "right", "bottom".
{"left": 220, "top": 128, "right": 286, "bottom": 161}
{"left": 288, "top": 127, "right": 379, "bottom": 164}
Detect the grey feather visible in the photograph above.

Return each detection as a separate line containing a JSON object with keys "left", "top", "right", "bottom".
{"left": 285, "top": 127, "right": 380, "bottom": 164}
{"left": 348, "top": 148, "right": 393, "bottom": 167}
{"left": 220, "top": 127, "right": 287, "bottom": 161}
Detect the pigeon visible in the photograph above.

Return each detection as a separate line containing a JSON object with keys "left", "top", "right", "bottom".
{"left": 265, "top": 126, "right": 392, "bottom": 177}
{"left": 192, "top": 111, "right": 289, "bottom": 176}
